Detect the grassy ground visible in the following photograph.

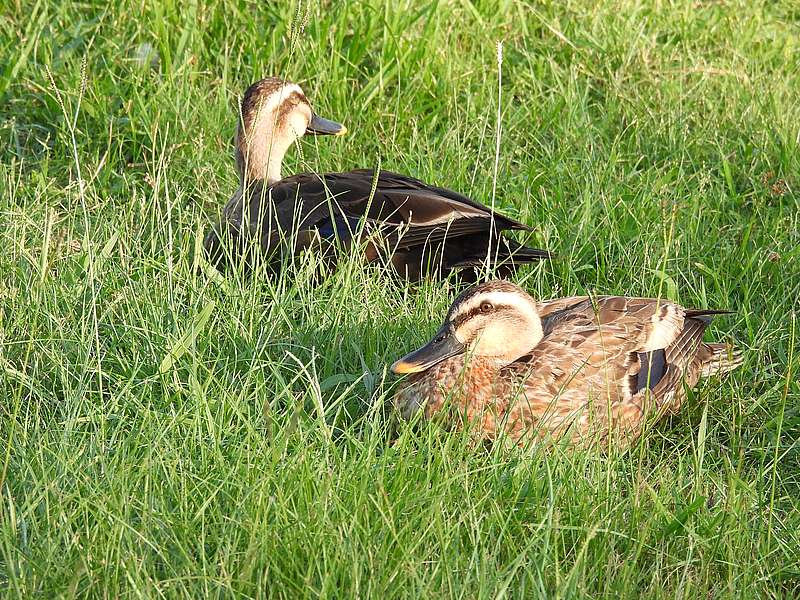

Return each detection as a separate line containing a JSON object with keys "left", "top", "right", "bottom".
{"left": 1, "top": 0, "right": 799, "bottom": 597}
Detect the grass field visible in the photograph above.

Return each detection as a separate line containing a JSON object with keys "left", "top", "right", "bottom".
{"left": 2, "top": 0, "right": 799, "bottom": 597}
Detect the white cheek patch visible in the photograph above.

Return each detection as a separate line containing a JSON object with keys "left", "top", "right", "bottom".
{"left": 451, "top": 290, "right": 544, "bottom": 362}
{"left": 472, "top": 326, "right": 511, "bottom": 356}
{"left": 454, "top": 319, "right": 478, "bottom": 344}
{"left": 468, "top": 319, "right": 539, "bottom": 364}
{"left": 286, "top": 108, "right": 311, "bottom": 137}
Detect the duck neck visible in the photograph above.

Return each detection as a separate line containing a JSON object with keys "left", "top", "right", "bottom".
{"left": 235, "top": 120, "right": 288, "bottom": 186}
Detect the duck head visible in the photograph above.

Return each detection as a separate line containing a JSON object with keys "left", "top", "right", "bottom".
{"left": 391, "top": 280, "right": 544, "bottom": 374}
{"left": 235, "top": 77, "right": 346, "bottom": 185}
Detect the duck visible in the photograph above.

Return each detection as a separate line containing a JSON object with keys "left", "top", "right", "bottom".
{"left": 203, "top": 77, "right": 550, "bottom": 281}
{"left": 391, "top": 280, "right": 743, "bottom": 447}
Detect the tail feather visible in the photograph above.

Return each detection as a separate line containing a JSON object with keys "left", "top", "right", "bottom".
{"left": 451, "top": 237, "right": 551, "bottom": 269}
{"left": 685, "top": 309, "right": 735, "bottom": 317}
{"left": 502, "top": 245, "right": 553, "bottom": 262}
{"left": 685, "top": 308, "right": 735, "bottom": 325}
{"left": 700, "top": 343, "right": 744, "bottom": 377}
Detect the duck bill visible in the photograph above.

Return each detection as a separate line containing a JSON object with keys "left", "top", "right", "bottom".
{"left": 307, "top": 114, "right": 347, "bottom": 136}
{"left": 391, "top": 324, "right": 465, "bottom": 374}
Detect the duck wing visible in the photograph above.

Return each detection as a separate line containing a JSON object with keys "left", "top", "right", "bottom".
{"left": 205, "top": 169, "right": 548, "bottom": 277}
{"left": 273, "top": 169, "right": 549, "bottom": 278}
{"left": 512, "top": 296, "right": 685, "bottom": 391}
{"left": 273, "top": 169, "right": 531, "bottom": 242}
{"left": 505, "top": 297, "right": 733, "bottom": 439}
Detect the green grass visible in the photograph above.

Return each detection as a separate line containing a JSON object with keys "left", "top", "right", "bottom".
{"left": 1, "top": 0, "right": 799, "bottom": 597}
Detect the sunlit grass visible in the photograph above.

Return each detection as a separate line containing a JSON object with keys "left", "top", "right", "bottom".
{"left": 1, "top": 0, "right": 798, "bottom": 597}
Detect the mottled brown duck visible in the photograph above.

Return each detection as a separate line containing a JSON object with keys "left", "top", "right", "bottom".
{"left": 391, "top": 280, "right": 742, "bottom": 447}
{"left": 203, "top": 77, "right": 549, "bottom": 280}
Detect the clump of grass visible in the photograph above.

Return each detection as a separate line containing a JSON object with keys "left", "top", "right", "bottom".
{"left": 1, "top": 0, "right": 799, "bottom": 597}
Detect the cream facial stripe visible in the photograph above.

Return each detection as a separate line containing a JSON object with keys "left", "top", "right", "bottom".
{"left": 242, "top": 83, "right": 304, "bottom": 141}
{"left": 247, "top": 83, "right": 305, "bottom": 134}
{"left": 284, "top": 99, "right": 313, "bottom": 137}
{"left": 450, "top": 291, "right": 538, "bottom": 323}
{"left": 450, "top": 289, "right": 544, "bottom": 357}
{"left": 262, "top": 83, "right": 304, "bottom": 119}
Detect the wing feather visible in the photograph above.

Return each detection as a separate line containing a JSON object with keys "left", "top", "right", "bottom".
{"left": 207, "top": 169, "right": 547, "bottom": 276}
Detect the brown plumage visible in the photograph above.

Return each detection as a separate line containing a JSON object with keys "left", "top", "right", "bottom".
{"left": 204, "top": 77, "right": 549, "bottom": 281}
{"left": 391, "top": 280, "right": 743, "bottom": 447}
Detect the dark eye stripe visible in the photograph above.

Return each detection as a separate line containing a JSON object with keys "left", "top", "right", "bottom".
{"left": 452, "top": 303, "right": 507, "bottom": 327}
{"left": 276, "top": 92, "right": 309, "bottom": 122}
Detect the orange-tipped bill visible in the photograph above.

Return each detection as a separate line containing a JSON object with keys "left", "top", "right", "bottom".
{"left": 391, "top": 323, "right": 465, "bottom": 374}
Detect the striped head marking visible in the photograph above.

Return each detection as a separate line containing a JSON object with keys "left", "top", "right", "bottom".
{"left": 235, "top": 77, "right": 345, "bottom": 183}
{"left": 446, "top": 280, "right": 544, "bottom": 364}
{"left": 391, "top": 281, "right": 543, "bottom": 375}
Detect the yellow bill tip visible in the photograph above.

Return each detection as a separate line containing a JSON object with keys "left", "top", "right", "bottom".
{"left": 390, "top": 359, "right": 424, "bottom": 375}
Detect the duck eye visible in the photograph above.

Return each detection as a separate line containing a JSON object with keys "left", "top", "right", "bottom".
{"left": 434, "top": 333, "right": 446, "bottom": 344}
{"left": 480, "top": 302, "right": 493, "bottom": 313}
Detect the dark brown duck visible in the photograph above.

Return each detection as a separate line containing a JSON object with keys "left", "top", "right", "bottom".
{"left": 204, "top": 77, "right": 549, "bottom": 281}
